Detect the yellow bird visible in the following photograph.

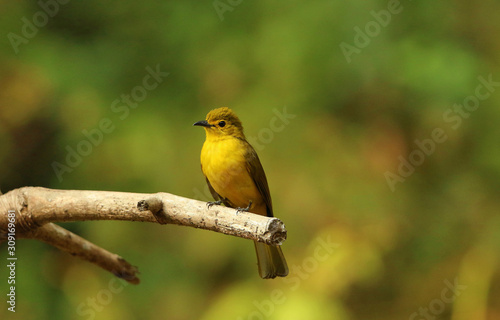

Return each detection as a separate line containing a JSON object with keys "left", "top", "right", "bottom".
{"left": 194, "top": 107, "right": 288, "bottom": 279}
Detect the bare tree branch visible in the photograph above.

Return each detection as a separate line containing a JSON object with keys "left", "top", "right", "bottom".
{"left": 24, "top": 223, "right": 140, "bottom": 284}
{"left": 0, "top": 187, "right": 288, "bottom": 284}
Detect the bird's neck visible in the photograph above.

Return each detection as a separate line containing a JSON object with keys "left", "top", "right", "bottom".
{"left": 205, "top": 132, "right": 246, "bottom": 143}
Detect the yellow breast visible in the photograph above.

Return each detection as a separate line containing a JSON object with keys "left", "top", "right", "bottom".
{"left": 201, "top": 137, "right": 263, "bottom": 210}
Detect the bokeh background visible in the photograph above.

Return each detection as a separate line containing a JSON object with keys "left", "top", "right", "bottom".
{"left": 1, "top": 0, "right": 500, "bottom": 319}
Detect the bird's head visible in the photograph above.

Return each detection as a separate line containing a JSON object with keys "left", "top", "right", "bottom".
{"left": 193, "top": 107, "right": 245, "bottom": 139}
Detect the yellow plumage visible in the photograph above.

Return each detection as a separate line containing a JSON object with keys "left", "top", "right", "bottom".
{"left": 194, "top": 107, "right": 288, "bottom": 279}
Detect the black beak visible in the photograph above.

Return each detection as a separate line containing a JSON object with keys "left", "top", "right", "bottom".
{"left": 193, "top": 120, "right": 213, "bottom": 127}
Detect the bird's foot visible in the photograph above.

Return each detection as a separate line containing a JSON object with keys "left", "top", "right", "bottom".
{"left": 207, "top": 200, "right": 223, "bottom": 209}
{"left": 236, "top": 201, "right": 252, "bottom": 215}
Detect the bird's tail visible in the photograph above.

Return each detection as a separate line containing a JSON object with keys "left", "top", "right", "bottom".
{"left": 254, "top": 241, "right": 288, "bottom": 279}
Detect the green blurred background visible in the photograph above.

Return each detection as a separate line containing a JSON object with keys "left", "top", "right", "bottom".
{"left": 1, "top": 0, "right": 500, "bottom": 319}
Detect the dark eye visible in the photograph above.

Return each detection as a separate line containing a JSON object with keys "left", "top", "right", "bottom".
{"left": 218, "top": 121, "right": 226, "bottom": 127}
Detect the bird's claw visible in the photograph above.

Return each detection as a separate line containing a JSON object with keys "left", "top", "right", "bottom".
{"left": 235, "top": 201, "right": 252, "bottom": 215}
{"left": 207, "top": 200, "right": 222, "bottom": 208}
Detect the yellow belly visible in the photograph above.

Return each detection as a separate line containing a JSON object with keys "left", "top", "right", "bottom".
{"left": 201, "top": 137, "right": 264, "bottom": 213}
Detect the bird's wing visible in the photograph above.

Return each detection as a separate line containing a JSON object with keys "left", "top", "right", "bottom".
{"left": 244, "top": 141, "right": 273, "bottom": 217}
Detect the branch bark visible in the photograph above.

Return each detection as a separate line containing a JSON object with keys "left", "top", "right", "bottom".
{"left": 0, "top": 187, "right": 287, "bottom": 284}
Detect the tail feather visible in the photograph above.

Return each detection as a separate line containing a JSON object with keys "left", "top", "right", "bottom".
{"left": 254, "top": 241, "right": 288, "bottom": 279}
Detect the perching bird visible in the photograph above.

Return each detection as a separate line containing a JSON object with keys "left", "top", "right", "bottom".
{"left": 194, "top": 107, "right": 288, "bottom": 279}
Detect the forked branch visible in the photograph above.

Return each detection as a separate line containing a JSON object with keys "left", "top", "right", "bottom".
{"left": 0, "top": 187, "right": 287, "bottom": 284}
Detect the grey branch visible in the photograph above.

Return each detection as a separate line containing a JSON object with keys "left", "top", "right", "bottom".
{"left": 0, "top": 187, "right": 287, "bottom": 284}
